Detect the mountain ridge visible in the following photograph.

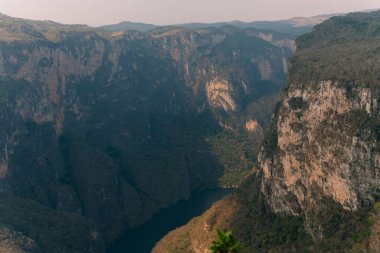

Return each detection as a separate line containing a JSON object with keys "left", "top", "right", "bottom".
{"left": 98, "top": 12, "right": 351, "bottom": 35}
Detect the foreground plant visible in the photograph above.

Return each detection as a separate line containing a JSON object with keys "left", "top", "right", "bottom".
{"left": 210, "top": 229, "right": 242, "bottom": 253}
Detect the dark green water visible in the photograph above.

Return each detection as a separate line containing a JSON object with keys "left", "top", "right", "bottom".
{"left": 107, "top": 189, "right": 231, "bottom": 253}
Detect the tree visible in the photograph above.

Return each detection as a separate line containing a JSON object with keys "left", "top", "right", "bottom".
{"left": 209, "top": 229, "right": 242, "bottom": 253}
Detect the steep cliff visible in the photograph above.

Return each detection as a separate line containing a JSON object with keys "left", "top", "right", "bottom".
{"left": 151, "top": 26, "right": 294, "bottom": 129}
{"left": 260, "top": 11, "right": 380, "bottom": 237}
{"left": 151, "top": 26, "right": 294, "bottom": 186}
{"left": 0, "top": 14, "right": 293, "bottom": 251}
{"left": 155, "top": 11, "right": 380, "bottom": 253}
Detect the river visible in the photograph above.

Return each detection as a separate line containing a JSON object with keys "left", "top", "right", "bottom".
{"left": 106, "top": 189, "right": 231, "bottom": 253}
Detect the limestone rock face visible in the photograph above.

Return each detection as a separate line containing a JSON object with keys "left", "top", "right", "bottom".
{"left": 259, "top": 11, "right": 380, "bottom": 237}
{"left": 245, "top": 119, "right": 262, "bottom": 133}
{"left": 153, "top": 27, "right": 294, "bottom": 129}
{"left": 206, "top": 79, "right": 237, "bottom": 112}
{"left": 260, "top": 81, "right": 380, "bottom": 214}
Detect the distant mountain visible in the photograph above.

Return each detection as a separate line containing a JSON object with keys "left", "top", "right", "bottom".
{"left": 248, "top": 14, "right": 340, "bottom": 35}
{"left": 99, "top": 13, "right": 344, "bottom": 35}
{"left": 176, "top": 14, "right": 340, "bottom": 35}
{"left": 99, "top": 21, "right": 158, "bottom": 32}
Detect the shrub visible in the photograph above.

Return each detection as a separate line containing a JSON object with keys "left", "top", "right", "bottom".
{"left": 288, "top": 97, "right": 306, "bottom": 110}
{"left": 210, "top": 229, "right": 242, "bottom": 253}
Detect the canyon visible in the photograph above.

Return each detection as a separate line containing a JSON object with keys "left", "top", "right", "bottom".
{"left": 0, "top": 13, "right": 293, "bottom": 252}
{"left": 2, "top": 9, "right": 379, "bottom": 253}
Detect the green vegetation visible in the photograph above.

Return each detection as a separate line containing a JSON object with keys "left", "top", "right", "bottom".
{"left": 207, "top": 130, "right": 259, "bottom": 188}
{"left": 288, "top": 96, "right": 307, "bottom": 110}
{"left": 334, "top": 109, "right": 380, "bottom": 151}
{"left": 262, "top": 103, "right": 281, "bottom": 157}
{"left": 232, "top": 176, "right": 311, "bottom": 252}
{"left": 226, "top": 176, "right": 380, "bottom": 252}
{"left": 306, "top": 196, "right": 372, "bottom": 252}
{"left": 157, "top": 178, "right": 379, "bottom": 253}
{"left": 244, "top": 93, "right": 280, "bottom": 129}
{"left": 210, "top": 229, "right": 242, "bottom": 253}
{"left": 0, "top": 192, "right": 102, "bottom": 252}
{"left": 288, "top": 11, "right": 380, "bottom": 84}
{"left": 349, "top": 202, "right": 380, "bottom": 253}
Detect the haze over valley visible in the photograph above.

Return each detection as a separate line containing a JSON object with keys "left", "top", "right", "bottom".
{"left": 0, "top": 1, "right": 379, "bottom": 253}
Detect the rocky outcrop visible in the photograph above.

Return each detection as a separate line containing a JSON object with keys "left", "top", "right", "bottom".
{"left": 245, "top": 119, "right": 262, "bottom": 133}
{"left": 154, "top": 26, "right": 294, "bottom": 129}
{"left": 261, "top": 81, "right": 380, "bottom": 213}
{"left": 259, "top": 11, "right": 380, "bottom": 238}
{"left": 206, "top": 79, "right": 237, "bottom": 112}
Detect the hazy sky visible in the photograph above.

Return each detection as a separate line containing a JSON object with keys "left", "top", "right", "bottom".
{"left": 0, "top": 0, "right": 379, "bottom": 26}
